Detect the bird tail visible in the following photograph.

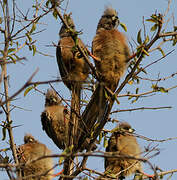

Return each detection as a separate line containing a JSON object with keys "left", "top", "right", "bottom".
{"left": 77, "top": 83, "right": 109, "bottom": 151}
{"left": 69, "top": 83, "right": 81, "bottom": 147}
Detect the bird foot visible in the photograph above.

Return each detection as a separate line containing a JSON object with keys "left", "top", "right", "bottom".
{"left": 142, "top": 171, "right": 155, "bottom": 179}
{"left": 52, "top": 169, "right": 64, "bottom": 177}
{"left": 87, "top": 49, "right": 101, "bottom": 62}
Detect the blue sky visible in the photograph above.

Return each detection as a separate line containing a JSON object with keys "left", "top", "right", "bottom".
{"left": 0, "top": 0, "right": 177, "bottom": 179}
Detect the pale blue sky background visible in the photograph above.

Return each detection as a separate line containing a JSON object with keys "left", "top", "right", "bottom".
{"left": 0, "top": 0, "right": 177, "bottom": 179}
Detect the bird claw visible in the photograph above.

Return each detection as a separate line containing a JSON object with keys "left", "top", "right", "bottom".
{"left": 87, "top": 49, "right": 101, "bottom": 62}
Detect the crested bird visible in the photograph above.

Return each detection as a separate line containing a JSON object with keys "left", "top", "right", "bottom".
{"left": 104, "top": 122, "right": 154, "bottom": 179}
{"left": 17, "top": 134, "right": 54, "bottom": 180}
{"left": 105, "top": 122, "right": 142, "bottom": 179}
{"left": 56, "top": 13, "right": 89, "bottom": 147}
{"left": 92, "top": 7, "right": 130, "bottom": 91}
{"left": 41, "top": 89, "right": 69, "bottom": 150}
{"left": 78, "top": 7, "right": 130, "bottom": 151}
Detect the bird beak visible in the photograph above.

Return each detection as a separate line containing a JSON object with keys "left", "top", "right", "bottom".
{"left": 128, "top": 128, "right": 135, "bottom": 133}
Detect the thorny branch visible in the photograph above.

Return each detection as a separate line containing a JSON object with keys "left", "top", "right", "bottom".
{"left": 110, "top": 106, "right": 172, "bottom": 114}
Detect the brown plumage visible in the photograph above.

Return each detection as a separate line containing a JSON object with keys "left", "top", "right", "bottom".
{"left": 78, "top": 7, "right": 130, "bottom": 151}
{"left": 105, "top": 122, "right": 142, "bottom": 179}
{"left": 41, "top": 89, "right": 69, "bottom": 150}
{"left": 56, "top": 13, "right": 89, "bottom": 90}
{"left": 56, "top": 13, "right": 89, "bottom": 147}
{"left": 17, "top": 134, "right": 54, "bottom": 180}
{"left": 92, "top": 7, "right": 130, "bottom": 92}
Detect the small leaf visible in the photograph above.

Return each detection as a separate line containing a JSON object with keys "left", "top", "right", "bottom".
{"left": 8, "top": 48, "right": 16, "bottom": 54}
{"left": 174, "top": 26, "right": 177, "bottom": 31}
{"left": 128, "top": 80, "right": 134, "bottom": 85}
{"left": 99, "top": 132, "right": 103, "bottom": 143}
{"left": 2, "top": 127, "right": 6, "bottom": 141}
{"left": 24, "top": 86, "right": 35, "bottom": 96}
{"left": 159, "top": 87, "right": 168, "bottom": 93}
{"left": 137, "top": 30, "right": 142, "bottom": 44}
{"left": 59, "top": 152, "right": 66, "bottom": 165}
{"left": 32, "top": 45, "right": 36, "bottom": 56}
{"left": 30, "top": 23, "right": 36, "bottom": 34}
{"left": 172, "top": 38, "right": 177, "bottom": 46}
{"left": 136, "top": 88, "right": 139, "bottom": 94}
{"left": 131, "top": 99, "right": 137, "bottom": 104}
{"left": 82, "top": 177, "right": 88, "bottom": 180}
{"left": 114, "top": 94, "right": 120, "bottom": 104}
{"left": 144, "top": 35, "right": 149, "bottom": 44}
{"left": 46, "top": 0, "right": 50, "bottom": 7}
{"left": 141, "top": 68, "right": 147, "bottom": 74}
{"left": 26, "top": 33, "right": 32, "bottom": 42}
{"left": 142, "top": 48, "right": 149, "bottom": 56}
{"left": 0, "top": 17, "right": 3, "bottom": 24}
{"left": 136, "top": 78, "right": 140, "bottom": 84}
{"left": 158, "top": 47, "right": 165, "bottom": 57}
{"left": 103, "top": 136, "right": 108, "bottom": 148}
{"left": 8, "top": 55, "right": 16, "bottom": 64}
{"left": 128, "top": 96, "right": 133, "bottom": 100}
{"left": 150, "top": 24, "right": 158, "bottom": 32}
{"left": 146, "top": 18, "right": 156, "bottom": 23}
{"left": 53, "top": 10, "right": 58, "bottom": 20}
{"left": 120, "top": 22, "right": 127, "bottom": 32}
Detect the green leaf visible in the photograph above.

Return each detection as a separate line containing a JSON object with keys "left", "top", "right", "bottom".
{"left": 0, "top": 17, "right": 3, "bottom": 24}
{"left": 142, "top": 48, "right": 149, "bottom": 56}
{"left": 59, "top": 151, "right": 66, "bottom": 165}
{"left": 146, "top": 18, "right": 157, "bottom": 23}
{"left": 26, "top": 33, "right": 32, "bottom": 42}
{"left": 8, "top": 48, "right": 16, "bottom": 54}
{"left": 144, "top": 35, "right": 149, "bottom": 44}
{"left": 8, "top": 55, "right": 16, "bottom": 64}
{"left": 32, "top": 45, "right": 36, "bottom": 56}
{"left": 159, "top": 87, "right": 168, "bottom": 93}
{"left": 172, "top": 38, "right": 177, "bottom": 46}
{"left": 53, "top": 10, "right": 58, "bottom": 20}
{"left": 120, "top": 22, "right": 127, "bottom": 32}
{"left": 174, "top": 26, "right": 177, "bottom": 31}
{"left": 141, "top": 68, "right": 147, "bottom": 74}
{"left": 98, "top": 132, "right": 103, "bottom": 143}
{"left": 151, "top": 24, "right": 158, "bottom": 31}
{"left": 82, "top": 177, "right": 88, "bottom": 180}
{"left": 24, "top": 86, "right": 35, "bottom": 96}
{"left": 131, "top": 99, "right": 137, "bottom": 104}
{"left": 2, "top": 127, "right": 6, "bottom": 141}
{"left": 158, "top": 47, "right": 165, "bottom": 57}
{"left": 151, "top": 84, "right": 158, "bottom": 91}
{"left": 3, "top": 0, "right": 7, "bottom": 4}
{"left": 46, "top": 0, "right": 50, "bottom": 7}
{"left": 137, "top": 30, "right": 142, "bottom": 44}
{"left": 136, "top": 88, "right": 139, "bottom": 94}
{"left": 128, "top": 96, "right": 133, "bottom": 100}
{"left": 103, "top": 136, "right": 108, "bottom": 148}
{"left": 30, "top": 23, "right": 36, "bottom": 34}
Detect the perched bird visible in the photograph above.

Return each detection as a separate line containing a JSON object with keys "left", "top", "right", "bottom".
{"left": 92, "top": 7, "right": 130, "bottom": 92}
{"left": 56, "top": 13, "right": 89, "bottom": 147}
{"left": 104, "top": 122, "right": 142, "bottom": 179}
{"left": 56, "top": 13, "right": 89, "bottom": 90}
{"left": 41, "top": 89, "right": 69, "bottom": 150}
{"left": 78, "top": 7, "right": 130, "bottom": 151}
{"left": 17, "top": 134, "right": 54, "bottom": 180}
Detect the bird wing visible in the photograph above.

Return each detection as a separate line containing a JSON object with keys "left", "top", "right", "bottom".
{"left": 41, "top": 110, "right": 65, "bottom": 149}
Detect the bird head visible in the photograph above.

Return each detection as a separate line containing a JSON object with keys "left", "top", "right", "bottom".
{"left": 24, "top": 134, "right": 38, "bottom": 144}
{"left": 97, "top": 7, "right": 119, "bottom": 31}
{"left": 111, "top": 122, "right": 135, "bottom": 135}
{"left": 45, "top": 89, "right": 62, "bottom": 106}
{"left": 59, "top": 13, "right": 75, "bottom": 38}
{"left": 118, "top": 122, "right": 135, "bottom": 133}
